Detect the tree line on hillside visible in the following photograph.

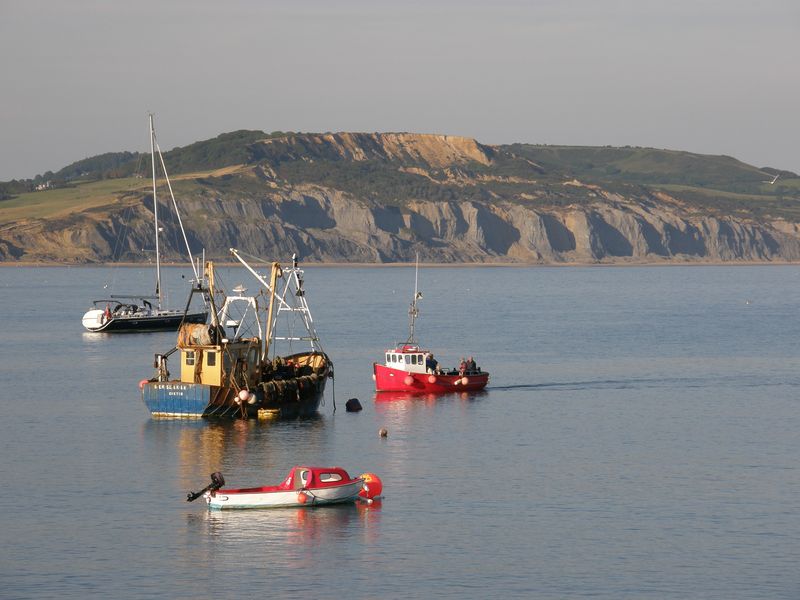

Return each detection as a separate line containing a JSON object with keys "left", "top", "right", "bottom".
{"left": 0, "top": 130, "right": 285, "bottom": 200}
{"left": 2, "top": 132, "right": 797, "bottom": 204}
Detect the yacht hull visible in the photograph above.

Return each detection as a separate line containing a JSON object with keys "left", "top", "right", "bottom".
{"left": 83, "top": 310, "right": 207, "bottom": 333}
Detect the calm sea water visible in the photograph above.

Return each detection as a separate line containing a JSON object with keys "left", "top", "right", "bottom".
{"left": 1, "top": 264, "right": 798, "bottom": 599}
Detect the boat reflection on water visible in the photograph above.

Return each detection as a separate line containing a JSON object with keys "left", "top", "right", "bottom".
{"left": 202, "top": 499, "right": 381, "bottom": 539}
{"left": 374, "top": 390, "right": 488, "bottom": 405}
{"left": 374, "top": 391, "right": 442, "bottom": 404}
{"left": 141, "top": 415, "right": 327, "bottom": 490}
{"left": 184, "top": 501, "right": 382, "bottom": 569}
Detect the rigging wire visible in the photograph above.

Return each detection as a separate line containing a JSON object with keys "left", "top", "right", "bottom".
{"left": 154, "top": 136, "right": 200, "bottom": 282}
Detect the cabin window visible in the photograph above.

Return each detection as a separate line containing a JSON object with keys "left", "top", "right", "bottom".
{"left": 319, "top": 472, "right": 342, "bottom": 482}
{"left": 386, "top": 354, "right": 391, "bottom": 363}
{"left": 418, "top": 354, "right": 423, "bottom": 364}
{"left": 207, "top": 352, "right": 216, "bottom": 367}
{"left": 410, "top": 355, "right": 417, "bottom": 365}
{"left": 404, "top": 355, "right": 411, "bottom": 364}
{"left": 185, "top": 351, "right": 195, "bottom": 366}
{"left": 391, "top": 354, "right": 397, "bottom": 363}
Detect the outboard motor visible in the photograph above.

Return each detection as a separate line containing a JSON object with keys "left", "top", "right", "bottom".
{"left": 187, "top": 472, "right": 225, "bottom": 502}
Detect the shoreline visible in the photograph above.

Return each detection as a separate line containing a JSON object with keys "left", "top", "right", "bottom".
{"left": 3, "top": 259, "right": 800, "bottom": 268}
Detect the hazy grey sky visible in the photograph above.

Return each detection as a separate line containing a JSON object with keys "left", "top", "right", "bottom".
{"left": 1, "top": 0, "right": 798, "bottom": 180}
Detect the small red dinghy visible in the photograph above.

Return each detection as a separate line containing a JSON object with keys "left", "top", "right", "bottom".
{"left": 187, "top": 466, "right": 382, "bottom": 510}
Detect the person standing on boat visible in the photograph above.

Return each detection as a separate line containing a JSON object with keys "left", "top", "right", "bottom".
{"left": 426, "top": 353, "right": 438, "bottom": 374}
{"left": 467, "top": 356, "right": 477, "bottom": 373}
{"left": 459, "top": 357, "right": 467, "bottom": 375}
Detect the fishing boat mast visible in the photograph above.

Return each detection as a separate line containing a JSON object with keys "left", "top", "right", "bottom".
{"left": 206, "top": 260, "right": 220, "bottom": 330}
{"left": 263, "top": 262, "right": 281, "bottom": 360}
{"left": 149, "top": 113, "right": 162, "bottom": 310}
{"left": 406, "top": 253, "right": 421, "bottom": 344}
{"left": 229, "top": 248, "right": 323, "bottom": 360}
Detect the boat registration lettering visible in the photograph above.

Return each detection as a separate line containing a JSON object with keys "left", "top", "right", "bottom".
{"left": 155, "top": 384, "right": 191, "bottom": 394}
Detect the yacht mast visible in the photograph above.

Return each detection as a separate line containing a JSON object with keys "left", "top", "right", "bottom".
{"left": 149, "top": 113, "right": 162, "bottom": 310}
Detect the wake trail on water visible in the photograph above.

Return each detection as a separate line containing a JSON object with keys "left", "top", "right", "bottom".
{"left": 488, "top": 379, "right": 675, "bottom": 392}
{"left": 487, "top": 375, "right": 797, "bottom": 392}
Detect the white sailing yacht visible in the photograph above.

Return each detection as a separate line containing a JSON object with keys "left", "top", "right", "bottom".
{"left": 81, "top": 114, "right": 208, "bottom": 332}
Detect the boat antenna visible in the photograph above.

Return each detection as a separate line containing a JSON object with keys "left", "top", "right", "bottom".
{"left": 406, "top": 253, "right": 421, "bottom": 344}
{"left": 149, "top": 113, "right": 162, "bottom": 310}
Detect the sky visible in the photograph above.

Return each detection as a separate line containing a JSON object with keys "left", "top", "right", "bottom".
{"left": 0, "top": 0, "right": 798, "bottom": 181}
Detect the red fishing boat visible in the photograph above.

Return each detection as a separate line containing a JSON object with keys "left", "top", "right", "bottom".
{"left": 372, "top": 257, "right": 489, "bottom": 394}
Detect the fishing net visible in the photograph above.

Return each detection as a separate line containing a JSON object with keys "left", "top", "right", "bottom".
{"left": 177, "top": 323, "right": 212, "bottom": 348}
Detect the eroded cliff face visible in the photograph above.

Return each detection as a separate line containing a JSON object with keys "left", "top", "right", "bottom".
{"left": 3, "top": 183, "right": 800, "bottom": 264}
{"left": 2, "top": 132, "right": 799, "bottom": 264}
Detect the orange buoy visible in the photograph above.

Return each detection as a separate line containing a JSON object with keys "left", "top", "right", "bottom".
{"left": 297, "top": 491, "right": 308, "bottom": 504}
{"left": 427, "top": 375, "right": 437, "bottom": 384}
{"left": 358, "top": 473, "right": 383, "bottom": 501}
{"left": 461, "top": 377, "right": 469, "bottom": 385}
{"left": 138, "top": 379, "right": 149, "bottom": 390}
{"left": 403, "top": 375, "right": 414, "bottom": 386}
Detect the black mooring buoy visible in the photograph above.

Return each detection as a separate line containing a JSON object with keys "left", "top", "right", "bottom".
{"left": 345, "top": 398, "right": 362, "bottom": 412}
